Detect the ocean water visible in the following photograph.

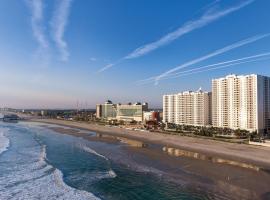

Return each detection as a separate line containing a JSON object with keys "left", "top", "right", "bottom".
{"left": 0, "top": 122, "right": 268, "bottom": 200}
{"left": 0, "top": 123, "right": 99, "bottom": 200}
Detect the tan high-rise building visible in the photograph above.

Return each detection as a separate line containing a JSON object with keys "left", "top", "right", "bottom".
{"left": 212, "top": 74, "right": 270, "bottom": 133}
{"left": 163, "top": 89, "right": 211, "bottom": 126}
{"left": 95, "top": 100, "right": 117, "bottom": 119}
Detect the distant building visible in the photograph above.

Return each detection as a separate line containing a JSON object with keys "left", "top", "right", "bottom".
{"left": 41, "top": 110, "right": 48, "bottom": 116}
{"left": 96, "top": 100, "right": 117, "bottom": 119}
{"left": 96, "top": 104, "right": 102, "bottom": 118}
{"left": 96, "top": 101, "right": 148, "bottom": 122}
{"left": 159, "top": 112, "right": 163, "bottom": 121}
{"left": 163, "top": 88, "right": 211, "bottom": 126}
{"left": 212, "top": 74, "right": 270, "bottom": 133}
{"left": 116, "top": 102, "right": 148, "bottom": 122}
{"left": 3, "top": 114, "right": 19, "bottom": 122}
{"left": 143, "top": 111, "right": 160, "bottom": 122}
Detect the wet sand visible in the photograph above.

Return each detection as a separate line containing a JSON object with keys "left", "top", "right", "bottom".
{"left": 36, "top": 121, "right": 270, "bottom": 199}
{"left": 32, "top": 119, "right": 270, "bottom": 169}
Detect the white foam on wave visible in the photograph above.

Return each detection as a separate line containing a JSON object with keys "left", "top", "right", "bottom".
{"left": 52, "top": 168, "right": 101, "bottom": 199}
{"left": 0, "top": 142, "right": 101, "bottom": 200}
{"left": 0, "top": 128, "right": 10, "bottom": 155}
{"left": 89, "top": 169, "right": 117, "bottom": 180}
{"left": 107, "top": 169, "right": 117, "bottom": 178}
{"left": 80, "top": 145, "right": 109, "bottom": 161}
{"left": 78, "top": 145, "right": 117, "bottom": 180}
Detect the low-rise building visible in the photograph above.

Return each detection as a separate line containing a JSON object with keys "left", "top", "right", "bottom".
{"left": 143, "top": 111, "right": 160, "bottom": 122}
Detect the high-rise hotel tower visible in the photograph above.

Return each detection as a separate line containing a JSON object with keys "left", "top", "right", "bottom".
{"left": 163, "top": 89, "right": 211, "bottom": 126}
{"left": 212, "top": 74, "right": 270, "bottom": 133}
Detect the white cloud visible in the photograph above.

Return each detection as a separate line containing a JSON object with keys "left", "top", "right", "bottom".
{"left": 98, "top": 59, "right": 125, "bottom": 73}
{"left": 125, "top": 0, "right": 254, "bottom": 60}
{"left": 166, "top": 52, "right": 270, "bottom": 79}
{"left": 163, "top": 56, "right": 270, "bottom": 80}
{"left": 98, "top": 63, "right": 114, "bottom": 73}
{"left": 51, "top": 0, "right": 73, "bottom": 62}
{"left": 161, "top": 52, "right": 270, "bottom": 81}
{"left": 151, "top": 34, "right": 270, "bottom": 84}
{"left": 136, "top": 54, "right": 270, "bottom": 86}
{"left": 136, "top": 51, "right": 270, "bottom": 85}
{"left": 27, "top": 0, "right": 50, "bottom": 65}
{"left": 99, "top": 0, "right": 254, "bottom": 72}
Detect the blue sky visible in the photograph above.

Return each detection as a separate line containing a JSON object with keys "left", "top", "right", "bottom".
{"left": 0, "top": 0, "right": 270, "bottom": 109}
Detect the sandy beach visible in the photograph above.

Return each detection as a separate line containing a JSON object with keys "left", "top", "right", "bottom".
{"left": 32, "top": 119, "right": 270, "bottom": 169}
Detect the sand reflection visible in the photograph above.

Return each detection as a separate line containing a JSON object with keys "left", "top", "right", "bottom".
{"left": 162, "top": 146, "right": 261, "bottom": 171}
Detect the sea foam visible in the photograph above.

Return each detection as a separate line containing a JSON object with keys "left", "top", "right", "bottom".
{"left": 79, "top": 145, "right": 117, "bottom": 179}
{"left": 0, "top": 142, "right": 100, "bottom": 200}
{"left": 80, "top": 145, "right": 109, "bottom": 161}
{"left": 0, "top": 128, "right": 10, "bottom": 155}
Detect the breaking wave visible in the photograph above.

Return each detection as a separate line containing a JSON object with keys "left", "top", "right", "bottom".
{"left": 0, "top": 139, "right": 100, "bottom": 200}
{"left": 88, "top": 169, "right": 117, "bottom": 180}
{"left": 78, "top": 144, "right": 117, "bottom": 180}
{"left": 0, "top": 128, "right": 10, "bottom": 155}
{"left": 80, "top": 144, "right": 109, "bottom": 161}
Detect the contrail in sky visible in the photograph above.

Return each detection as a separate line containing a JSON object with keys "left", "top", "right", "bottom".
{"left": 167, "top": 52, "right": 270, "bottom": 78}
{"left": 136, "top": 51, "right": 270, "bottom": 85}
{"left": 27, "top": 0, "right": 50, "bottom": 64}
{"left": 51, "top": 0, "right": 73, "bottom": 62}
{"left": 98, "top": 0, "right": 255, "bottom": 72}
{"left": 162, "top": 57, "right": 270, "bottom": 80}
{"left": 151, "top": 33, "right": 270, "bottom": 84}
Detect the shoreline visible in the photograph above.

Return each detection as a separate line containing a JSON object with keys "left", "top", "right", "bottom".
{"left": 30, "top": 118, "right": 270, "bottom": 169}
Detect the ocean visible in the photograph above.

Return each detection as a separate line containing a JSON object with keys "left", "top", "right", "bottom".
{"left": 0, "top": 122, "right": 269, "bottom": 200}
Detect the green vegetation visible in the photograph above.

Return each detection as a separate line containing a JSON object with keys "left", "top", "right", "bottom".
{"left": 163, "top": 123, "right": 259, "bottom": 142}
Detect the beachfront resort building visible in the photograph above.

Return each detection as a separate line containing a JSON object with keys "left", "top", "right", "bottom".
{"left": 116, "top": 103, "right": 148, "bottom": 122}
{"left": 212, "top": 74, "right": 270, "bottom": 134}
{"left": 163, "top": 88, "right": 212, "bottom": 126}
{"left": 96, "top": 101, "right": 148, "bottom": 122}
{"left": 96, "top": 100, "right": 117, "bottom": 120}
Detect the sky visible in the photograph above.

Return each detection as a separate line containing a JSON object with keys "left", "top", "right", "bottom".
{"left": 0, "top": 0, "right": 270, "bottom": 109}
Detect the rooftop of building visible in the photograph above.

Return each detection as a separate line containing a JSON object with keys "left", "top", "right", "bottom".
{"left": 163, "top": 88, "right": 211, "bottom": 96}
{"left": 100, "top": 101, "right": 148, "bottom": 106}
{"left": 118, "top": 102, "right": 148, "bottom": 106}
{"left": 212, "top": 74, "right": 269, "bottom": 81}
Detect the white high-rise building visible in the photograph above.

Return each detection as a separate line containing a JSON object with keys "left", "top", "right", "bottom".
{"left": 212, "top": 74, "right": 270, "bottom": 133}
{"left": 163, "top": 89, "right": 211, "bottom": 126}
